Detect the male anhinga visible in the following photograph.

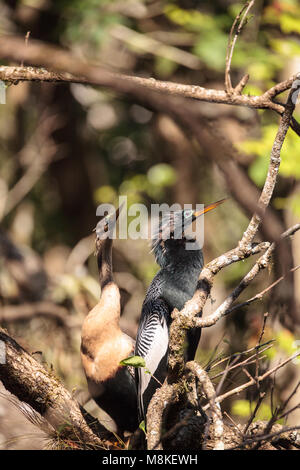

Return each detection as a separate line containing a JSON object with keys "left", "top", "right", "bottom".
{"left": 81, "top": 205, "right": 138, "bottom": 434}
{"left": 135, "top": 200, "right": 226, "bottom": 422}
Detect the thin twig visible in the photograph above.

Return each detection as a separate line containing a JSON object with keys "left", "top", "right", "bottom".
{"left": 236, "top": 425, "right": 300, "bottom": 449}
{"left": 20, "top": 31, "right": 30, "bottom": 67}
{"left": 208, "top": 340, "right": 274, "bottom": 372}
{"left": 225, "top": 1, "right": 255, "bottom": 92}
{"left": 254, "top": 312, "right": 269, "bottom": 390}
{"left": 261, "top": 381, "right": 300, "bottom": 441}
{"left": 223, "top": 411, "right": 243, "bottom": 436}
{"left": 205, "top": 351, "right": 300, "bottom": 409}
{"left": 210, "top": 346, "right": 271, "bottom": 381}
{"left": 226, "top": 264, "right": 300, "bottom": 315}
{"left": 244, "top": 392, "right": 266, "bottom": 435}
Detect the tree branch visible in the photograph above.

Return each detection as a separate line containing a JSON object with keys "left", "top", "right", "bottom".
{"left": 0, "top": 36, "right": 296, "bottom": 115}
{"left": 225, "top": 0, "right": 255, "bottom": 93}
{"left": 146, "top": 382, "right": 177, "bottom": 450}
{"left": 186, "top": 361, "right": 224, "bottom": 450}
{"left": 226, "top": 263, "right": 300, "bottom": 315}
{"left": 206, "top": 350, "right": 300, "bottom": 408}
{"left": 240, "top": 77, "right": 300, "bottom": 247}
{"left": 180, "top": 223, "right": 300, "bottom": 330}
{"left": 169, "top": 76, "right": 300, "bottom": 340}
{"left": 0, "top": 327, "right": 110, "bottom": 449}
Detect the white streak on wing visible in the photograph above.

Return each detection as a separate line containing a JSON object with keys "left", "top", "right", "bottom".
{"left": 138, "top": 315, "right": 169, "bottom": 418}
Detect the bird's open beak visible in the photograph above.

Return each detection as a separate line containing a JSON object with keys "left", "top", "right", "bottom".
{"left": 192, "top": 198, "right": 227, "bottom": 221}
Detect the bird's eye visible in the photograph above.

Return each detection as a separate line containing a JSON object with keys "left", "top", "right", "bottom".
{"left": 184, "top": 209, "right": 193, "bottom": 218}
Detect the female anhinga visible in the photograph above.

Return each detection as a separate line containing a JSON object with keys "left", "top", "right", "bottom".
{"left": 81, "top": 205, "right": 138, "bottom": 434}
{"left": 135, "top": 200, "right": 226, "bottom": 422}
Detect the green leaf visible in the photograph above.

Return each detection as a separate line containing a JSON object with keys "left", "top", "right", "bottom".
{"left": 120, "top": 355, "right": 146, "bottom": 368}
{"left": 139, "top": 420, "right": 146, "bottom": 435}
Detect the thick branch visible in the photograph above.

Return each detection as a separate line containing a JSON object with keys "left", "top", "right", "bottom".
{"left": 169, "top": 242, "right": 270, "bottom": 350}
{"left": 0, "top": 36, "right": 296, "bottom": 114}
{"left": 186, "top": 361, "right": 224, "bottom": 450}
{"left": 181, "top": 224, "right": 300, "bottom": 330}
{"left": 146, "top": 382, "right": 177, "bottom": 450}
{"left": 0, "top": 327, "right": 108, "bottom": 449}
{"left": 193, "top": 245, "right": 274, "bottom": 328}
{"left": 169, "top": 76, "right": 299, "bottom": 344}
{"left": 240, "top": 77, "right": 300, "bottom": 247}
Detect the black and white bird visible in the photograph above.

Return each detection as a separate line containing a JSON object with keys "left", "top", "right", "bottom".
{"left": 134, "top": 200, "right": 226, "bottom": 423}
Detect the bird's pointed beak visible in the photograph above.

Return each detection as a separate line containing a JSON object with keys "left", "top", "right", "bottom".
{"left": 114, "top": 201, "right": 125, "bottom": 221}
{"left": 104, "top": 201, "right": 125, "bottom": 232}
{"left": 192, "top": 198, "right": 227, "bottom": 221}
{"left": 96, "top": 202, "right": 125, "bottom": 241}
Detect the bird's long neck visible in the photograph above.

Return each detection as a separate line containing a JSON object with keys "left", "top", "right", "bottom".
{"left": 82, "top": 237, "right": 120, "bottom": 343}
{"left": 95, "top": 236, "right": 120, "bottom": 324}
{"left": 153, "top": 240, "right": 204, "bottom": 311}
{"left": 97, "top": 237, "right": 114, "bottom": 289}
{"left": 163, "top": 260, "right": 202, "bottom": 308}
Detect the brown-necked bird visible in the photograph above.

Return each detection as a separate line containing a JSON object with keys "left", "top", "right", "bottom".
{"left": 81, "top": 205, "right": 138, "bottom": 434}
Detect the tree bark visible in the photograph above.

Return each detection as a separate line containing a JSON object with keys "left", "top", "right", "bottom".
{"left": 0, "top": 327, "right": 110, "bottom": 449}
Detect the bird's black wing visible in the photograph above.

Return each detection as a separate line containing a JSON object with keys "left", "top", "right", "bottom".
{"left": 135, "top": 297, "right": 171, "bottom": 422}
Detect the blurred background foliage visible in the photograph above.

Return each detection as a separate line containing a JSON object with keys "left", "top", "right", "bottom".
{"left": 0, "top": 0, "right": 299, "bottom": 448}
